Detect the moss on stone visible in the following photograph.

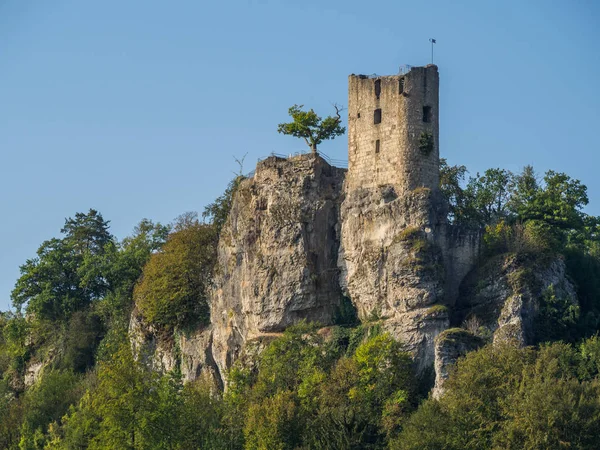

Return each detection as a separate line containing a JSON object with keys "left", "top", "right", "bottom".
{"left": 426, "top": 304, "right": 449, "bottom": 316}
{"left": 437, "top": 328, "right": 483, "bottom": 347}
{"left": 393, "top": 226, "right": 423, "bottom": 243}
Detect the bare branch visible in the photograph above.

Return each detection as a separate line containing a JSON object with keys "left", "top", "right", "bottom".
{"left": 232, "top": 153, "right": 248, "bottom": 177}
{"left": 332, "top": 103, "right": 346, "bottom": 123}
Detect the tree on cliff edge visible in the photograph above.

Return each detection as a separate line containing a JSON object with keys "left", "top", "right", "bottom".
{"left": 277, "top": 104, "right": 345, "bottom": 153}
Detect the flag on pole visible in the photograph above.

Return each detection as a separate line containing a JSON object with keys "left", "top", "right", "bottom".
{"left": 430, "top": 38, "right": 436, "bottom": 44}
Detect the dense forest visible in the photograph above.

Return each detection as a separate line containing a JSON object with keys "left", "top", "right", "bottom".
{"left": 2, "top": 161, "right": 600, "bottom": 449}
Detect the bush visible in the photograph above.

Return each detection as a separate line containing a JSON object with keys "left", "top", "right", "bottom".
{"left": 134, "top": 216, "right": 218, "bottom": 331}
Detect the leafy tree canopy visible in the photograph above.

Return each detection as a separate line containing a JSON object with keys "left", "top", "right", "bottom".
{"left": 277, "top": 104, "right": 345, "bottom": 153}
{"left": 134, "top": 213, "right": 217, "bottom": 331}
{"left": 11, "top": 210, "right": 115, "bottom": 321}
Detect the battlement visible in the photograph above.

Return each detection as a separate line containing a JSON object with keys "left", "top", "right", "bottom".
{"left": 346, "top": 65, "right": 439, "bottom": 193}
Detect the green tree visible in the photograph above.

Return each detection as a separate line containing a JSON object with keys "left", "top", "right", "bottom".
{"left": 464, "top": 168, "right": 515, "bottom": 227}
{"left": 315, "top": 334, "right": 414, "bottom": 448}
{"left": 178, "top": 379, "right": 228, "bottom": 450}
{"left": 60, "top": 344, "right": 166, "bottom": 449}
{"left": 11, "top": 210, "right": 115, "bottom": 321}
{"left": 277, "top": 104, "right": 345, "bottom": 153}
{"left": 439, "top": 158, "right": 468, "bottom": 224}
{"left": 18, "top": 370, "right": 82, "bottom": 450}
{"left": 134, "top": 213, "right": 217, "bottom": 331}
{"left": 0, "top": 379, "right": 24, "bottom": 450}
{"left": 395, "top": 340, "right": 600, "bottom": 450}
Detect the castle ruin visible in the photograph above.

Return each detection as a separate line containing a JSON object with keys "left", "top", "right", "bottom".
{"left": 132, "top": 64, "right": 481, "bottom": 386}
{"left": 347, "top": 65, "right": 440, "bottom": 193}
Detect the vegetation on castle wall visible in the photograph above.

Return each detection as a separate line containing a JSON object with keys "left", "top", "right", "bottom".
{"left": 418, "top": 131, "right": 434, "bottom": 156}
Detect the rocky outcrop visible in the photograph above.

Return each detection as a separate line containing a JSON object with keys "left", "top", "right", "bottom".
{"left": 129, "top": 309, "right": 221, "bottom": 387}
{"left": 455, "top": 253, "right": 577, "bottom": 346}
{"left": 24, "top": 360, "right": 44, "bottom": 388}
{"left": 338, "top": 185, "right": 466, "bottom": 370}
{"left": 128, "top": 151, "right": 485, "bottom": 389}
{"left": 432, "top": 328, "right": 484, "bottom": 399}
{"left": 210, "top": 154, "right": 346, "bottom": 381}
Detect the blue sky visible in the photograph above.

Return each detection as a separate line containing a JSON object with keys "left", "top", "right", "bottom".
{"left": 1, "top": 0, "right": 598, "bottom": 311}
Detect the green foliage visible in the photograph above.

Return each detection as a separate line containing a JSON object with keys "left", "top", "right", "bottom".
{"left": 425, "top": 304, "right": 449, "bottom": 316}
{"left": 333, "top": 295, "right": 359, "bottom": 326}
{"left": 418, "top": 131, "right": 434, "bottom": 155}
{"left": 19, "top": 370, "right": 82, "bottom": 450}
{"left": 464, "top": 168, "right": 515, "bottom": 227}
{"left": 56, "top": 310, "right": 104, "bottom": 373}
{"left": 0, "top": 379, "right": 24, "bottom": 449}
{"left": 535, "top": 284, "right": 580, "bottom": 343}
{"left": 226, "top": 326, "right": 416, "bottom": 449}
{"left": 56, "top": 344, "right": 170, "bottom": 449}
{"left": 439, "top": 158, "right": 468, "bottom": 224}
{"left": 393, "top": 226, "right": 422, "bottom": 244}
{"left": 277, "top": 104, "right": 345, "bottom": 153}
{"left": 440, "top": 163, "right": 591, "bottom": 252}
{"left": 395, "top": 340, "right": 600, "bottom": 450}
{"left": 134, "top": 213, "right": 217, "bottom": 331}
{"left": 203, "top": 175, "right": 245, "bottom": 236}
{"left": 11, "top": 210, "right": 114, "bottom": 321}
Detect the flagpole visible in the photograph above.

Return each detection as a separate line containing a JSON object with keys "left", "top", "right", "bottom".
{"left": 429, "top": 38, "right": 436, "bottom": 64}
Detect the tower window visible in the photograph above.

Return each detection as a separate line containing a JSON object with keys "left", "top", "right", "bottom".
{"left": 374, "top": 79, "right": 381, "bottom": 99}
{"left": 357, "top": 112, "right": 361, "bottom": 118}
{"left": 423, "top": 106, "right": 432, "bottom": 123}
{"left": 399, "top": 78, "right": 405, "bottom": 94}
{"left": 375, "top": 139, "right": 380, "bottom": 153}
{"left": 374, "top": 108, "right": 382, "bottom": 124}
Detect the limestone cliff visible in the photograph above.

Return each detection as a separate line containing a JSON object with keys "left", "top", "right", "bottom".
{"left": 129, "top": 308, "right": 221, "bottom": 387}
{"left": 129, "top": 153, "right": 481, "bottom": 386}
{"left": 432, "top": 253, "right": 579, "bottom": 398}
{"left": 129, "top": 151, "right": 578, "bottom": 394}
{"left": 455, "top": 253, "right": 577, "bottom": 345}
{"left": 338, "top": 186, "right": 450, "bottom": 370}
{"left": 127, "top": 65, "right": 580, "bottom": 393}
{"left": 210, "top": 153, "right": 346, "bottom": 380}
{"left": 432, "top": 328, "right": 483, "bottom": 399}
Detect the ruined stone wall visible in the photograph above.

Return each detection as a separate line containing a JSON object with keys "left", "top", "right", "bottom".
{"left": 346, "top": 65, "right": 439, "bottom": 193}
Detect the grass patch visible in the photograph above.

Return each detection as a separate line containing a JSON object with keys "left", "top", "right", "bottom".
{"left": 393, "top": 226, "right": 423, "bottom": 244}
{"left": 426, "top": 304, "right": 449, "bottom": 316}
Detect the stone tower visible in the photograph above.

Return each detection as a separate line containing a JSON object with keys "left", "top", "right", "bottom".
{"left": 346, "top": 65, "right": 439, "bottom": 192}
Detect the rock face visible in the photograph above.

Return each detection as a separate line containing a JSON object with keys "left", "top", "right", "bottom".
{"left": 432, "top": 328, "right": 484, "bottom": 399}
{"left": 210, "top": 153, "right": 346, "bottom": 380}
{"left": 432, "top": 254, "right": 578, "bottom": 399}
{"left": 129, "top": 309, "right": 221, "bottom": 387}
{"left": 455, "top": 253, "right": 578, "bottom": 346}
{"left": 338, "top": 185, "right": 452, "bottom": 370}
{"left": 130, "top": 152, "right": 481, "bottom": 385}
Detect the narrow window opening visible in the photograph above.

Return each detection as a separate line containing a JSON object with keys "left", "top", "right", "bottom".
{"left": 423, "top": 106, "right": 432, "bottom": 123}
{"left": 375, "top": 140, "right": 380, "bottom": 153}
{"left": 374, "top": 79, "right": 381, "bottom": 99}
{"left": 399, "top": 78, "right": 405, "bottom": 94}
{"left": 374, "top": 108, "right": 382, "bottom": 124}
{"left": 357, "top": 112, "right": 361, "bottom": 118}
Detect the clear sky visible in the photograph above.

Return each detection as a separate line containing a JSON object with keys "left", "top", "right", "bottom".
{"left": 1, "top": 0, "right": 599, "bottom": 311}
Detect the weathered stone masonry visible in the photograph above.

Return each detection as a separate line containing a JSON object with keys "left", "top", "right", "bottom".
{"left": 347, "top": 66, "right": 440, "bottom": 193}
